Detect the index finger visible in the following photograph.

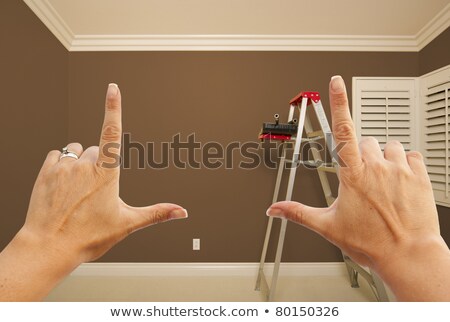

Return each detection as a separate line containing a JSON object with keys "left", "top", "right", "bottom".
{"left": 97, "top": 83, "right": 122, "bottom": 169}
{"left": 329, "top": 76, "right": 362, "bottom": 169}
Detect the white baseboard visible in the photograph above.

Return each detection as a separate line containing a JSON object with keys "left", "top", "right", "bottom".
{"left": 71, "top": 262, "right": 347, "bottom": 278}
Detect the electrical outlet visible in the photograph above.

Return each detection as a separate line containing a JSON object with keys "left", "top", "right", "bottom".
{"left": 193, "top": 238, "right": 200, "bottom": 251}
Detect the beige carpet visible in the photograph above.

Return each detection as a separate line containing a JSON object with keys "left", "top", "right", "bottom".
{"left": 46, "top": 274, "right": 388, "bottom": 302}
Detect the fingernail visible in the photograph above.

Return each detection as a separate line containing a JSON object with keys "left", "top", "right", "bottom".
{"left": 266, "top": 207, "right": 284, "bottom": 218}
{"left": 169, "top": 208, "right": 188, "bottom": 220}
{"left": 107, "top": 83, "right": 119, "bottom": 97}
{"left": 330, "top": 76, "right": 345, "bottom": 93}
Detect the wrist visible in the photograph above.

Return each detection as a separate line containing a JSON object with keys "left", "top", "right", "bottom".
{"left": 374, "top": 234, "right": 448, "bottom": 271}
{"left": 373, "top": 234, "right": 450, "bottom": 301}
{"left": 0, "top": 228, "right": 81, "bottom": 301}
{"left": 13, "top": 227, "right": 81, "bottom": 278}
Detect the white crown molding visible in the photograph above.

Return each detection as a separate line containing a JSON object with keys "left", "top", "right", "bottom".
{"left": 24, "top": 0, "right": 449, "bottom": 52}
{"left": 416, "top": 3, "right": 450, "bottom": 50}
{"left": 23, "top": 0, "right": 74, "bottom": 50}
{"left": 69, "top": 34, "right": 419, "bottom": 52}
{"left": 71, "top": 262, "right": 348, "bottom": 277}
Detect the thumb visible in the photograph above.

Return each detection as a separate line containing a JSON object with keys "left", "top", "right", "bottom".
{"left": 266, "top": 201, "right": 331, "bottom": 237}
{"left": 124, "top": 203, "right": 188, "bottom": 233}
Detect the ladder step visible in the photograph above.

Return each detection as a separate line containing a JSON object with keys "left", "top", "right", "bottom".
{"left": 325, "top": 196, "right": 336, "bottom": 204}
{"left": 277, "top": 136, "right": 323, "bottom": 143}
{"left": 290, "top": 161, "right": 336, "bottom": 170}
{"left": 300, "top": 136, "right": 324, "bottom": 142}
{"left": 285, "top": 160, "right": 313, "bottom": 165}
{"left": 317, "top": 165, "right": 337, "bottom": 173}
{"left": 307, "top": 130, "right": 324, "bottom": 138}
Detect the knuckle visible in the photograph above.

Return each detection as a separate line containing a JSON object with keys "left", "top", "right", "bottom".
{"left": 38, "top": 168, "right": 52, "bottom": 183}
{"left": 48, "top": 150, "right": 60, "bottom": 158}
{"left": 88, "top": 145, "right": 100, "bottom": 153}
{"left": 93, "top": 164, "right": 114, "bottom": 181}
{"left": 396, "top": 165, "right": 412, "bottom": 178}
{"left": 406, "top": 150, "right": 423, "bottom": 160}
{"left": 359, "top": 136, "right": 379, "bottom": 149}
{"left": 73, "top": 159, "right": 92, "bottom": 173}
{"left": 385, "top": 140, "right": 402, "bottom": 150}
{"left": 283, "top": 206, "right": 298, "bottom": 223}
{"left": 370, "top": 159, "right": 388, "bottom": 175}
{"left": 86, "top": 146, "right": 100, "bottom": 158}
{"left": 332, "top": 92, "right": 348, "bottom": 107}
{"left": 106, "top": 99, "right": 120, "bottom": 111}
{"left": 293, "top": 207, "right": 303, "bottom": 225}
{"left": 340, "top": 164, "right": 365, "bottom": 188}
{"left": 422, "top": 175, "right": 433, "bottom": 189}
{"left": 101, "top": 123, "right": 121, "bottom": 142}
{"left": 68, "top": 142, "right": 83, "bottom": 150}
{"left": 54, "top": 163, "right": 71, "bottom": 177}
{"left": 333, "top": 121, "right": 355, "bottom": 142}
{"left": 360, "top": 136, "right": 377, "bottom": 144}
{"left": 150, "top": 208, "right": 169, "bottom": 224}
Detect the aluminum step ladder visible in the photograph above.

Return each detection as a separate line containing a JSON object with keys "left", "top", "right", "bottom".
{"left": 255, "top": 91, "right": 390, "bottom": 302}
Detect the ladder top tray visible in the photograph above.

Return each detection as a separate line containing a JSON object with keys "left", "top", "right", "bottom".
{"left": 290, "top": 91, "right": 321, "bottom": 105}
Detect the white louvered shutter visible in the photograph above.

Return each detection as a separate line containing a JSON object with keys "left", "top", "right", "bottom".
{"left": 353, "top": 78, "right": 418, "bottom": 152}
{"left": 420, "top": 66, "right": 450, "bottom": 207}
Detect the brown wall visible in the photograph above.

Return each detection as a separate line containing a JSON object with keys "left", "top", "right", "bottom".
{"left": 419, "top": 27, "right": 450, "bottom": 75}
{"left": 1, "top": 1, "right": 448, "bottom": 262}
{"left": 0, "top": 1, "right": 68, "bottom": 250}
{"left": 68, "top": 52, "right": 419, "bottom": 262}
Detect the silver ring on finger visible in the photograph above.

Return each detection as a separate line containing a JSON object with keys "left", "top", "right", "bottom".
{"left": 59, "top": 147, "right": 79, "bottom": 160}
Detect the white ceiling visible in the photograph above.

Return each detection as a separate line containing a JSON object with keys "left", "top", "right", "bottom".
{"left": 47, "top": 0, "right": 448, "bottom": 35}
{"left": 24, "top": 0, "right": 450, "bottom": 51}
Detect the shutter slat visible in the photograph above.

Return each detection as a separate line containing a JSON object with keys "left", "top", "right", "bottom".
{"left": 362, "top": 91, "right": 410, "bottom": 99}
{"left": 388, "top": 135, "right": 411, "bottom": 143}
{"left": 425, "top": 116, "right": 446, "bottom": 126}
{"left": 425, "top": 108, "right": 446, "bottom": 119}
{"left": 388, "top": 120, "right": 410, "bottom": 128}
{"left": 426, "top": 82, "right": 450, "bottom": 97}
{"left": 361, "top": 129, "right": 387, "bottom": 135}
{"left": 362, "top": 121, "right": 387, "bottom": 128}
{"left": 361, "top": 107, "right": 385, "bottom": 113}
{"left": 361, "top": 128, "right": 411, "bottom": 136}
{"left": 425, "top": 158, "right": 446, "bottom": 166}
{"left": 431, "top": 181, "right": 449, "bottom": 191}
{"left": 425, "top": 99, "right": 446, "bottom": 111}
{"left": 427, "top": 165, "right": 449, "bottom": 175}
{"left": 429, "top": 173, "right": 447, "bottom": 183}
{"left": 388, "top": 114, "right": 410, "bottom": 121}
{"left": 425, "top": 124, "right": 446, "bottom": 134}
{"left": 361, "top": 114, "right": 388, "bottom": 121}
{"left": 361, "top": 98, "right": 386, "bottom": 106}
{"left": 426, "top": 141, "right": 447, "bottom": 150}
{"left": 426, "top": 91, "right": 445, "bottom": 102}
{"left": 425, "top": 150, "right": 446, "bottom": 158}
{"left": 387, "top": 98, "right": 410, "bottom": 106}
{"left": 425, "top": 132, "right": 446, "bottom": 141}
{"left": 386, "top": 106, "right": 410, "bottom": 113}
